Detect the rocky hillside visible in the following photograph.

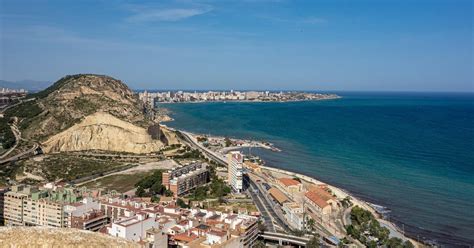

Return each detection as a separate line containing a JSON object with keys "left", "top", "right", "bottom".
{"left": 42, "top": 112, "right": 166, "bottom": 154}
{"left": 0, "top": 227, "right": 139, "bottom": 247}
{"left": 24, "top": 74, "right": 146, "bottom": 140}
{"left": 8, "top": 74, "right": 178, "bottom": 154}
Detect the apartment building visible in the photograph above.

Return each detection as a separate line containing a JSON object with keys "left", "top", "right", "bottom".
{"left": 162, "top": 162, "right": 210, "bottom": 197}
{"left": 100, "top": 197, "right": 150, "bottom": 222}
{"left": 4, "top": 185, "right": 34, "bottom": 226}
{"left": 3, "top": 184, "right": 102, "bottom": 229}
{"left": 65, "top": 197, "right": 108, "bottom": 231}
{"left": 227, "top": 151, "right": 244, "bottom": 193}
{"left": 0, "top": 187, "right": 8, "bottom": 225}
{"left": 282, "top": 202, "right": 305, "bottom": 230}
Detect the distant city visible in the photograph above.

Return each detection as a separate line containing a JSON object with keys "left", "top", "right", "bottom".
{"left": 0, "top": 88, "right": 27, "bottom": 107}
{"left": 139, "top": 90, "right": 340, "bottom": 107}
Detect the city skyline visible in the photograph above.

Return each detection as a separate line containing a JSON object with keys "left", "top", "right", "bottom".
{"left": 1, "top": 0, "right": 473, "bottom": 92}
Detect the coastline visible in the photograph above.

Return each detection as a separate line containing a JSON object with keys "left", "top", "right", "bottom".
{"left": 170, "top": 126, "right": 423, "bottom": 247}
{"left": 258, "top": 164, "right": 422, "bottom": 247}
{"left": 154, "top": 95, "right": 342, "bottom": 104}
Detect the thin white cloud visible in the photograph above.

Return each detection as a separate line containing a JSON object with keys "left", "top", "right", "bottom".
{"left": 259, "top": 15, "right": 328, "bottom": 25}
{"left": 2, "top": 25, "right": 165, "bottom": 52}
{"left": 126, "top": 7, "right": 212, "bottom": 22}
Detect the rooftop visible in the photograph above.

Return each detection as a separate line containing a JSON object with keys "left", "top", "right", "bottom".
{"left": 268, "top": 188, "right": 289, "bottom": 204}
{"left": 174, "top": 232, "right": 199, "bottom": 243}
{"left": 305, "top": 191, "right": 329, "bottom": 209}
{"left": 278, "top": 178, "right": 301, "bottom": 187}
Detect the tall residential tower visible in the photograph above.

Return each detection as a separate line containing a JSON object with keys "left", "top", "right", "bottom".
{"left": 227, "top": 151, "right": 244, "bottom": 193}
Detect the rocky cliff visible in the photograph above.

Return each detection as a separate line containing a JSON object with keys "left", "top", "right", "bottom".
{"left": 42, "top": 112, "right": 175, "bottom": 154}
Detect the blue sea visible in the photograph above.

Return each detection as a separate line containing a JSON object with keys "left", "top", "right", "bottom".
{"left": 161, "top": 92, "right": 474, "bottom": 247}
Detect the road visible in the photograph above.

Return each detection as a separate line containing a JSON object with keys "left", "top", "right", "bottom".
{"left": 247, "top": 183, "right": 276, "bottom": 232}
{"left": 0, "top": 144, "right": 38, "bottom": 164}
{"left": 250, "top": 178, "right": 290, "bottom": 232}
{"left": 179, "top": 131, "right": 228, "bottom": 165}
{"left": 0, "top": 123, "right": 21, "bottom": 159}
{"left": 0, "top": 98, "right": 38, "bottom": 163}
{"left": 179, "top": 130, "right": 290, "bottom": 233}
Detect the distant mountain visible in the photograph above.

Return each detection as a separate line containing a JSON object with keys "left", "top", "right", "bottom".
{"left": 0, "top": 80, "right": 51, "bottom": 92}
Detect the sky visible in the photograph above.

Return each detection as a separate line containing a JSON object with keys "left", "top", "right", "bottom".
{"left": 0, "top": 0, "right": 473, "bottom": 91}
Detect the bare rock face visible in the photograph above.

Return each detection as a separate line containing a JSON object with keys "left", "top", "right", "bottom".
{"left": 0, "top": 227, "right": 140, "bottom": 247}
{"left": 42, "top": 112, "right": 167, "bottom": 154}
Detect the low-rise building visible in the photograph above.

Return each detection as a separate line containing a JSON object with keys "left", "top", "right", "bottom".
{"left": 277, "top": 178, "right": 303, "bottom": 193}
{"left": 243, "top": 161, "right": 261, "bottom": 173}
{"left": 268, "top": 187, "right": 289, "bottom": 205}
{"left": 107, "top": 213, "right": 158, "bottom": 242}
{"left": 70, "top": 209, "right": 109, "bottom": 231}
{"left": 304, "top": 188, "right": 337, "bottom": 217}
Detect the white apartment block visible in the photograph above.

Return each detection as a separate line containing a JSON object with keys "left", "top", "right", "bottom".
{"left": 227, "top": 151, "right": 244, "bottom": 193}
{"left": 107, "top": 213, "right": 158, "bottom": 242}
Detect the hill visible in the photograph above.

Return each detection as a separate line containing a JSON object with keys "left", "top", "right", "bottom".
{"left": 5, "top": 74, "right": 177, "bottom": 153}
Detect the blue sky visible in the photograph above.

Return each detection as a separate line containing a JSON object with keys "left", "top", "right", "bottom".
{"left": 0, "top": 0, "right": 472, "bottom": 91}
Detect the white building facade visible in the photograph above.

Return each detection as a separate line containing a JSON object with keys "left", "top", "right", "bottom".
{"left": 227, "top": 151, "right": 244, "bottom": 193}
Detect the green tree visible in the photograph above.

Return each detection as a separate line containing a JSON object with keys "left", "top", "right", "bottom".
{"left": 135, "top": 187, "right": 145, "bottom": 197}
{"left": 150, "top": 182, "right": 164, "bottom": 195}
{"left": 386, "top": 237, "right": 403, "bottom": 248}
{"left": 177, "top": 198, "right": 189, "bottom": 208}
{"left": 306, "top": 218, "right": 316, "bottom": 233}
{"left": 164, "top": 189, "right": 174, "bottom": 197}
{"left": 306, "top": 235, "right": 321, "bottom": 248}
{"left": 224, "top": 137, "right": 232, "bottom": 147}
{"left": 403, "top": 240, "right": 415, "bottom": 248}
{"left": 151, "top": 195, "right": 160, "bottom": 202}
{"left": 367, "top": 240, "right": 377, "bottom": 248}
{"left": 253, "top": 240, "right": 266, "bottom": 248}
{"left": 257, "top": 220, "right": 266, "bottom": 232}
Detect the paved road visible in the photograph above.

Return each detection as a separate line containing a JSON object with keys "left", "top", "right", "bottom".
{"left": 248, "top": 177, "right": 290, "bottom": 232}
{"left": 0, "top": 124, "right": 20, "bottom": 159}
{"left": 0, "top": 144, "right": 38, "bottom": 164}
{"left": 180, "top": 131, "right": 228, "bottom": 165}
{"left": 181, "top": 130, "right": 293, "bottom": 232}
{"left": 247, "top": 184, "right": 276, "bottom": 232}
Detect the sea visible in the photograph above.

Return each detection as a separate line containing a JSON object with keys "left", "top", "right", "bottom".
{"left": 159, "top": 92, "right": 474, "bottom": 247}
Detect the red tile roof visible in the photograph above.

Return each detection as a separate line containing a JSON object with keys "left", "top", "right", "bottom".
{"left": 278, "top": 178, "right": 301, "bottom": 187}
{"left": 305, "top": 191, "right": 329, "bottom": 209}
{"left": 174, "top": 232, "right": 199, "bottom": 243}
{"left": 307, "top": 186, "right": 335, "bottom": 201}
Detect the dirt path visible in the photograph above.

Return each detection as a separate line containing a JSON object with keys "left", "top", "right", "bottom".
{"left": 76, "top": 159, "right": 178, "bottom": 186}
